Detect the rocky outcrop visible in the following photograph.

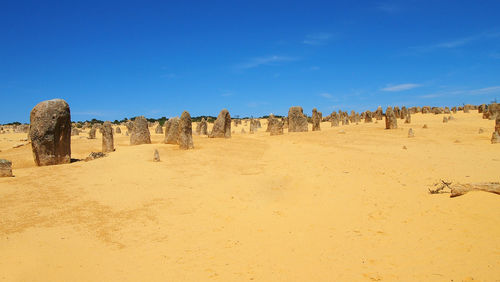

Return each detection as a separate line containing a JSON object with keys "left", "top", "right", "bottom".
{"left": 130, "top": 116, "right": 151, "bottom": 145}
{"left": 29, "top": 99, "right": 71, "bottom": 166}
{"left": 164, "top": 117, "right": 180, "bottom": 144}
{"left": 385, "top": 107, "right": 397, "bottom": 129}
{"left": 288, "top": 106, "right": 308, "bottom": 132}
{"left": 209, "top": 109, "right": 231, "bottom": 138}
{"left": 178, "top": 111, "right": 194, "bottom": 149}
{"left": 312, "top": 108, "right": 322, "bottom": 131}
{"left": 0, "top": 159, "right": 13, "bottom": 177}
{"left": 101, "top": 121, "right": 114, "bottom": 153}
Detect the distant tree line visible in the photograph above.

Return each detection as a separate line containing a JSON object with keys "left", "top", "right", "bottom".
{"left": 70, "top": 115, "right": 272, "bottom": 127}
{"left": 3, "top": 121, "right": 22, "bottom": 126}
{"left": 3, "top": 114, "right": 290, "bottom": 126}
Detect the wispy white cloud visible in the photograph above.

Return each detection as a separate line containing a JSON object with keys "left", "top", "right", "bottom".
{"left": 418, "top": 86, "right": 500, "bottom": 98}
{"left": 320, "top": 93, "right": 333, "bottom": 99}
{"left": 412, "top": 31, "right": 500, "bottom": 52}
{"left": 469, "top": 86, "right": 500, "bottom": 95}
{"left": 237, "top": 56, "right": 297, "bottom": 69}
{"left": 417, "top": 90, "right": 466, "bottom": 99}
{"left": 303, "top": 32, "right": 333, "bottom": 45}
{"left": 221, "top": 92, "right": 233, "bottom": 97}
{"left": 382, "top": 83, "right": 421, "bottom": 92}
{"left": 435, "top": 36, "right": 478, "bottom": 48}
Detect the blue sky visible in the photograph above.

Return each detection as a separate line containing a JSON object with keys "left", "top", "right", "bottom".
{"left": 1, "top": 0, "right": 500, "bottom": 123}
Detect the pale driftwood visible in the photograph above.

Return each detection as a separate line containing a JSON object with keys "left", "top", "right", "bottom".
{"left": 429, "top": 180, "right": 500, "bottom": 198}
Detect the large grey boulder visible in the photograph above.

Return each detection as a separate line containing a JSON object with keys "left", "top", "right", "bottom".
{"left": 101, "top": 121, "right": 114, "bottom": 153}
{"left": 364, "top": 111, "right": 373, "bottom": 123}
{"left": 266, "top": 114, "right": 277, "bottom": 132}
{"left": 178, "top": 111, "right": 194, "bottom": 149}
{"left": 196, "top": 118, "right": 208, "bottom": 135}
{"left": 374, "top": 106, "right": 383, "bottom": 120}
{"left": 312, "top": 108, "right": 322, "bottom": 131}
{"left": 209, "top": 109, "right": 231, "bottom": 138}
{"left": 164, "top": 117, "right": 180, "bottom": 144}
{"left": 385, "top": 107, "right": 397, "bottom": 129}
{"left": 288, "top": 106, "right": 308, "bottom": 132}
{"left": 484, "top": 103, "right": 500, "bottom": 120}
{"left": 267, "top": 114, "right": 283, "bottom": 135}
{"left": 270, "top": 120, "right": 284, "bottom": 136}
{"left": 330, "top": 112, "right": 339, "bottom": 127}
{"left": 130, "top": 116, "right": 151, "bottom": 145}
{"left": 29, "top": 99, "right": 71, "bottom": 166}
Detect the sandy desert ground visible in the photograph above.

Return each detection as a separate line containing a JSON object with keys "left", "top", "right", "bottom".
{"left": 0, "top": 111, "right": 499, "bottom": 281}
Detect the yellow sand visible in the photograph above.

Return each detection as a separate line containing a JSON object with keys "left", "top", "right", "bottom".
{"left": 0, "top": 112, "right": 499, "bottom": 281}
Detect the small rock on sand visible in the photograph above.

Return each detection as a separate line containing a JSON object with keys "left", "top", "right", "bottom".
{"left": 0, "top": 159, "right": 13, "bottom": 177}
{"left": 153, "top": 149, "right": 160, "bottom": 161}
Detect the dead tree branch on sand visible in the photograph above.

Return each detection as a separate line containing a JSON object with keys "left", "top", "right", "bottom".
{"left": 429, "top": 180, "right": 500, "bottom": 198}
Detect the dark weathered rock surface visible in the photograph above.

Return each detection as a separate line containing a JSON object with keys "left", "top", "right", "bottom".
{"left": 0, "top": 159, "right": 13, "bottom": 177}
{"left": 164, "top": 117, "right": 180, "bottom": 144}
{"left": 312, "top": 108, "right": 322, "bottom": 131}
{"left": 385, "top": 107, "right": 397, "bottom": 129}
{"left": 101, "top": 121, "right": 114, "bottom": 153}
{"left": 29, "top": 99, "right": 71, "bottom": 166}
{"left": 374, "top": 106, "right": 383, "bottom": 120}
{"left": 209, "top": 109, "right": 231, "bottom": 138}
{"left": 178, "top": 111, "right": 194, "bottom": 149}
{"left": 130, "top": 116, "right": 151, "bottom": 145}
{"left": 364, "top": 111, "right": 373, "bottom": 123}
{"left": 288, "top": 106, "right": 308, "bottom": 132}
{"left": 330, "top": 112, "right": 340, "bottom": 127}
{"left": 492, "top": 132, "right": 500, "bottom": 144}
{"left": 268, "top": 115, "right": 284, "bottom": 136}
